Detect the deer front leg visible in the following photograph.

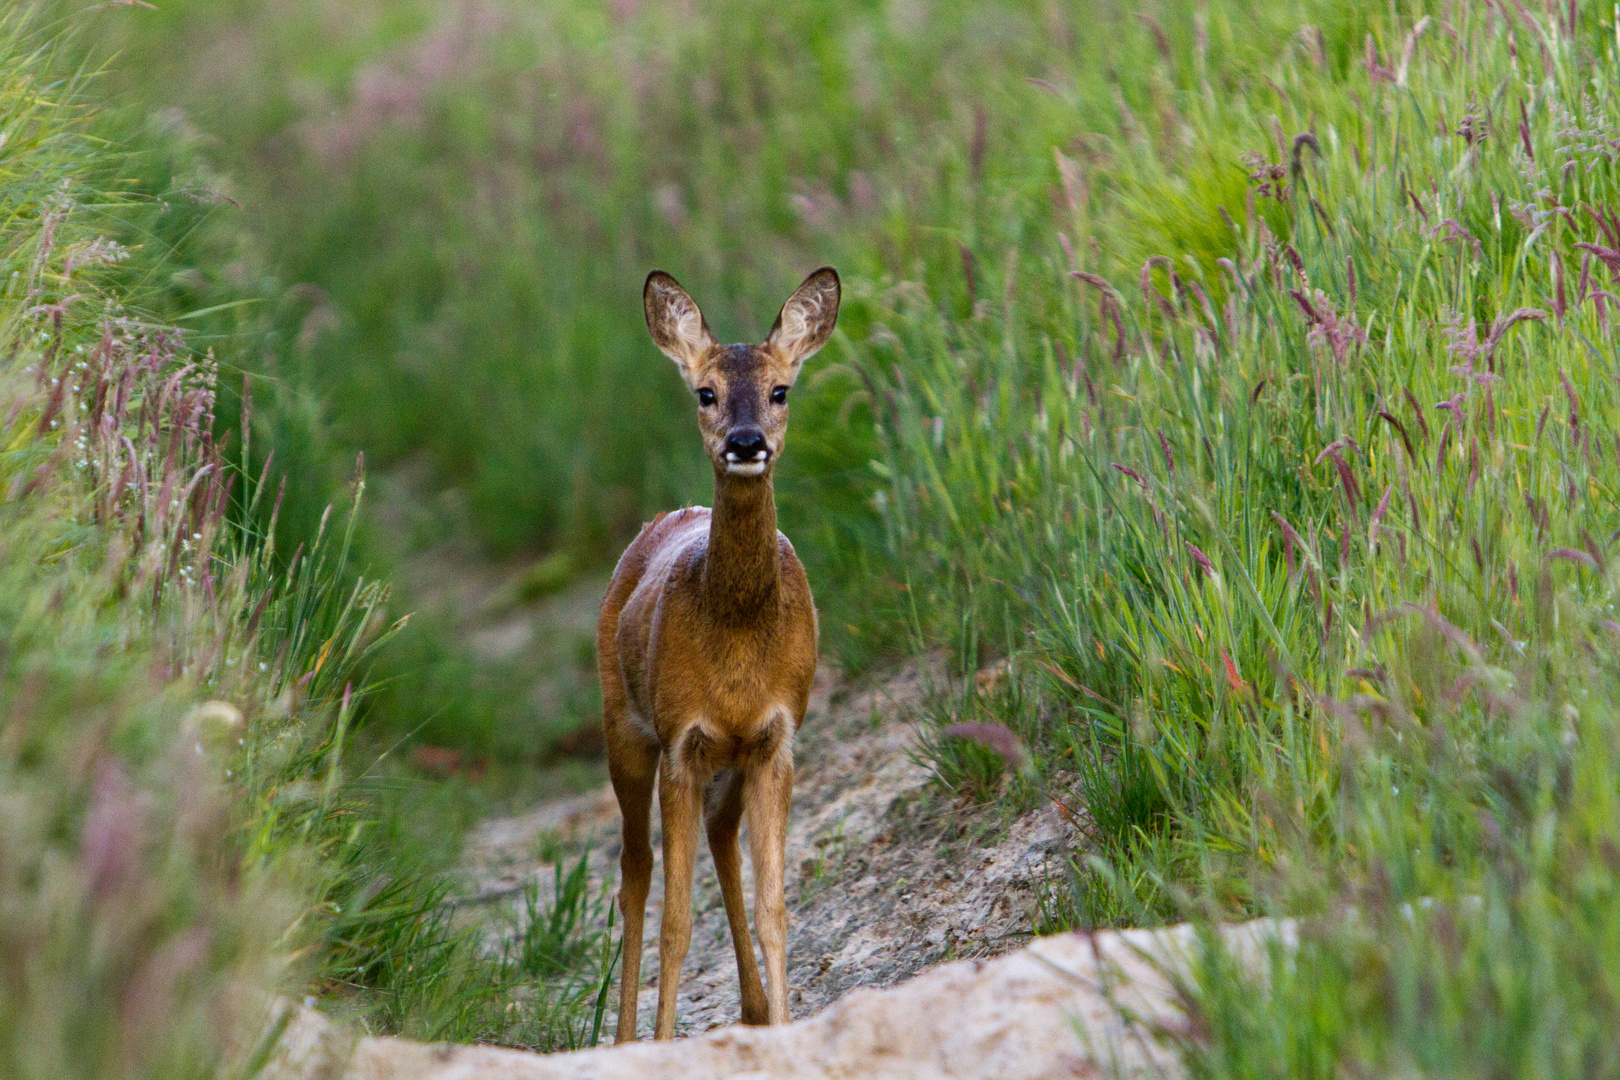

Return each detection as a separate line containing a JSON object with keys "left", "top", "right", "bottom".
{"left": 654, "top": 755, "right": 705, "bottom": 1040}
{"left": 745, "top": 754, "right": 794, "bottom": 1025}
{"left": 705, "top": 769, "right": 769, "bottom": 1025}
{"left": 607, "top": 734, "right": 657, "bottom": 1043}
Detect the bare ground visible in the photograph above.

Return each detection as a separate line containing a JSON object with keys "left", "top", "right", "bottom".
{"left": 461, "top": 653, "right": 1081, "bottom": 1038}
{"left": 269, "top": 916, "right": 1298, "bottom": 1080}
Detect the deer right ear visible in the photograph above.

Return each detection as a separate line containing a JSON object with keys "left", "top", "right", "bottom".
{"left": 644, "top": 271, "right": 716, "bottom": 375}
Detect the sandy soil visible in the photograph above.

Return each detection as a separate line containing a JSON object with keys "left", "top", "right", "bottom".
{"left": 461, "top": 653, "right": 1081, "bottom": 1038}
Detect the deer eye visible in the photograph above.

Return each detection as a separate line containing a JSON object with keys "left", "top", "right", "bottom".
{"left": 770, "top": 385, "right": 789, "bottom": 405}
{"left": 697, "top": 387, "right": 716, "bottom": 407}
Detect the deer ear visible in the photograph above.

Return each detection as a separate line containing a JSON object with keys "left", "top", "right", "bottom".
{"left": 644, "top": 271, "right": 716, "bottom": 374}
{"left": 765, "top": 267, "right": 840, "bottom": 368}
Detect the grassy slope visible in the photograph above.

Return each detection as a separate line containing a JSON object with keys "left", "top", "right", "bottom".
{"left": 859, "top": 3, "right": 1620, "bottom": 1073}
{"left": 0, "top": 10, "right": 611, "bottom": 1070}
{"left": 0, "top": 19, "right": 312, "bottom": 1073}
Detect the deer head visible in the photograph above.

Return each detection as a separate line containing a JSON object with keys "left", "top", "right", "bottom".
{"left": 644, "top": 267, "right": 840, "bottom": 478}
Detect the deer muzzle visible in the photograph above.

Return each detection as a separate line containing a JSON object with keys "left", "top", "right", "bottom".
{"left": 724, "top": 426, "right": 770, "bottom": 475}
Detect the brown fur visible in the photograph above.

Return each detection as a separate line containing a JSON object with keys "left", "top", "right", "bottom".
{"left": 599, "top": 268, "right": 839, "bottom": 1041}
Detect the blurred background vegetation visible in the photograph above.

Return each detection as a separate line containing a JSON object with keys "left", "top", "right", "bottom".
{"left": 65, "top": 0, "right": 1354, "bottom": 765}
{"left": 11, "top": 0, "right": 1620, "bottom": 1072}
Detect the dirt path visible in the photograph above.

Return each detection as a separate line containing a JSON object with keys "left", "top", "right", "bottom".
{"left": 285, "top": 473, "right": 1235, "bottom": 1078}
{"left": 270, "top": 916, "right": 1294, "bottom": 1080}
{"left": 461, "top": 654, "right": 1081, "bottom": 1037}
{"left": 369, "top": 466, "right": 1088, "bottom": 1054}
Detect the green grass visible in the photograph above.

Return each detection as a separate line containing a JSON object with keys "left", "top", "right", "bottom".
{"left": 0, "top": 9, "right": 610, "bottom": 1072}
{"left": 25, "top": 0, "right": 1620, "bottom": 1072}
{"left": 63, "top": 0, "right": 1104, "bottom": 665}
{"left": 844, "top": 0, "right": 1620, "bottom": 1072}
{"left": 52, "top": 0, "right": 1344, "bottom": 749}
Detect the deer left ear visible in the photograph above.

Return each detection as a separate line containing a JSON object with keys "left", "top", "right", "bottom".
{"left": 765, "top": 267, "right": 840, "bottom": 368}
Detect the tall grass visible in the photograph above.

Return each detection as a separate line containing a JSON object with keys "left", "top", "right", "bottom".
{"left": 66, "top": 0, "right": 1142, "bottom": 662}
{"left": 0, "top": 17, "right": 300, "bottom": 1072}
{"left": 0, "top": 8, "right": 609, "bottom": 1071}
{"left": 847, "top": 0, "right": 1620, "bottom": 1070}
{"left": 58, "top": 0, "right": 1403, "bottom": 752}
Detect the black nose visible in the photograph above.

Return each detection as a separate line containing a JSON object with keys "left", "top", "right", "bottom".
{"left": 725, "top": 427, "right": 769, "bottom": 461}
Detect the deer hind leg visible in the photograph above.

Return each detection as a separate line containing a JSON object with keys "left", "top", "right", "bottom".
{"left": 607, "top": 731, "right": 658, "bottom": 1044}
{"left": 654, "top": 751, "right": 705, "bottom": 1040}
{"left": 704, "top": 768, "right": 769, "bottom": 1025}
{"left": 744, "top": 753, "right": 795, "bottom": 1025}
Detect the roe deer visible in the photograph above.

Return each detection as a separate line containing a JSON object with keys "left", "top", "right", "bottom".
{"left": 598, "top": 267, "right": 839, "bottom": 1041}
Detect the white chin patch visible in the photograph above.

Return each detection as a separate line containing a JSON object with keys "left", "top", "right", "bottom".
{"left": 725, "top": 460, "right": 767, "bottom": 476}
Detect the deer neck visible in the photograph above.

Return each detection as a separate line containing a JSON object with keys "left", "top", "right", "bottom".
{"left": 703, "top": 470, "right": 780, "bottom": 624}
